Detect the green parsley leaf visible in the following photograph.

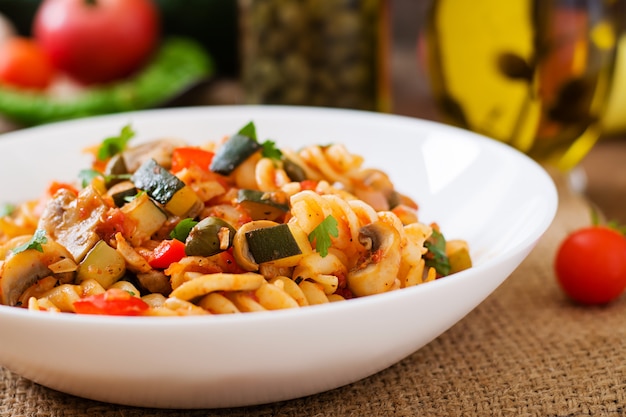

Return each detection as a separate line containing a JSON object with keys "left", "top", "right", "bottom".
{"left": 124, "top": 190, "right": 145, "bottom": 203}
{"left": 97, "top": 124, "right": 135, "bottom": 161}
{"left": 261, "top": 140, "right": 282, "bottom": 160}
{"left": 424, "top": 228, "right": 451, "bottom": 276}
{"left": 11, "top": 229, "right": 48, "bottom": 254}
{"left": 0, "top": 203, "right": 16, "bottom": 217}
{"left": 170, "top": 218, "right": 199, "bottom": 242}
{"left": 308, "top": 215, "right": 339, "bottom": 257}
{"left": 78, "top": 169, "right": 104, "bottom": 188}
{"left": 238, "top": 121, "right": 257, "bottom": 141}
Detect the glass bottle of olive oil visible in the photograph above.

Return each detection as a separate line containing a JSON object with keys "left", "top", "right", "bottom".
{"left": 423, "top": 0, "right": 621, "bottom": 170}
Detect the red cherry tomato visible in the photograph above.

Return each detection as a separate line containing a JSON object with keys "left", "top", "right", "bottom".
{"left": 33, "top": 0, "right": 160, "bottom": 85}
{"left": 74, "top": 288, "right": 149, "bottom": 316}
{"left": 554, "top": 226, "right": 626, "bottom": 305}
{"left": 0, "top": 37, "right": 55, "bottom": 89}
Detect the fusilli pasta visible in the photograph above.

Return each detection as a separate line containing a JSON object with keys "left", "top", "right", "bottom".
{"left": 0, "top": 122, "right": 472, "bottom": 316}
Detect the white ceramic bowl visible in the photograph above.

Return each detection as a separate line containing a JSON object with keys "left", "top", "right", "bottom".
{"left": 0, "top": 106, "right": 557, "bottom": 409}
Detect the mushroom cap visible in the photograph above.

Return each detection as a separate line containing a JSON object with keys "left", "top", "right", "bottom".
{"left": 0, "top": 239, "right": 75, "bottom": 306}
{"left": 347, "top": 221, "right": 401, "bottom": 297}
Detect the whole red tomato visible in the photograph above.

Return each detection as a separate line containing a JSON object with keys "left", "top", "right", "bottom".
{"left": 0, "top": 37, "right": 55, "bottom": 89}
{"left": 33, "top": 0, "right": 160, "bottom": 85}
{"left": 554, "top": 226, "right": 626, "bottom": 305}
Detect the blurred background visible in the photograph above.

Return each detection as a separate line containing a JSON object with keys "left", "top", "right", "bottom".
{"left": 0, "top": 0, "right": 434, "bottom": 121}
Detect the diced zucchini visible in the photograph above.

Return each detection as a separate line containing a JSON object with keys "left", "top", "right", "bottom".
{"left": 237, "top": 189, "right": 289, "bottom": 221}
{"left": 446, "top": 239, "right": 472, "bottom": 274}
{"left": 121, "top": 192, "right": 167, "bottom": 245}
{"left": 105, "top": 154, "right": 129, "bottom": 188}
{"left": 185, "top": 217, "right": 236, "bottom": 256}
{"left": 164, "top": 185, "right": 203, "bottom": 218}
{"left": 76, "top": 240, "right": 126, "bottom": 288}
{"left": 132, "top": 158, "right": 185, "bottom": 205}
{"left": 245, "top": 223, "right": 311, "bottom": 267}
{"left": 107, "top": 181, "right": 138, "bottom": 208}
{"left": 209, "top": 134, "right": 261, "bottom": 175}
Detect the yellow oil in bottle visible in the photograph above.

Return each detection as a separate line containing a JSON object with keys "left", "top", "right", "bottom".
{"left": 423, "top": 0, "right": 620, "bottom": 170}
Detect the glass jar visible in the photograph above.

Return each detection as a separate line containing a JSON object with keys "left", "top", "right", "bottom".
{"left": 238, "top": 0, "right": 391, "bottom": 112}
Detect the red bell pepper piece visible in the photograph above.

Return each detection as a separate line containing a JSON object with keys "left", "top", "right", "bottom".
{"left": 74, "top": 288, "right": 149, "bottom": 316}
{"left": 300, "top": 180, "right": 318, "bottom": 191}
{"left": 148, "top": 238, "right": 187, "bottom": 269}
{"left": 47, "top": 181, "right": 79, "bottom": 197}
{"left": 171, "top": 147, "right": 215, "bottom": 173}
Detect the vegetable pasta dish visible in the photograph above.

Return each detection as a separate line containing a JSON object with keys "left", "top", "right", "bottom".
{"left": 0, "top": 122, "right": 471, "bottom": 316}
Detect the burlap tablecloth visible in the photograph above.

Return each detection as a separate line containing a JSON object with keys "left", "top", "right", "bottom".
{"left": 2, "top": 171, "right": 623, "bottom": 417}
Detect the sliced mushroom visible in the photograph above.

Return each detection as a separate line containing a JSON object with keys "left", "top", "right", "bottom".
{"left": 347, "top": 221, "right": 401, "bottom": 297}
{"left": 38, "top": 185, "right": 108, "bottom": 263}
{"left": 232, "top": 220, "right": 280, "bottom": 272}
{"left": 121, "top": 138, "right": 187, "bottom": 173}
{"left": 353, "top": 169, "right": 396, "bottom": 211}
{"left": 0, "top": 239, "right": 75, "bottom": 306}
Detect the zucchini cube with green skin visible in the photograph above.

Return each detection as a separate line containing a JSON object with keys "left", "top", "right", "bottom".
{"left": 209, "top": 134, "right": 261, "bottom": 175}
{"left": 245, "top": 223, "right": 311, "bottom": 267}
{"left": 107, "top": 181, "right": 138, "bottom": 208}
{"left": 104, "top": 153, "right": 129, "bottom": 188}
{"left": 164, "top": 185, "right": 203, "bottom": 218}
{"left": 76, "top": 240, "right": 126, "bottom": 288}
{"left": 131, "top": 158, "right": 202, "bottom": 218}
{"left": 237, "top": 189, "right": 289, "bottom": 221}
{"left": 121, "top": 192, "right": 167, "bottom": 246}
{"left": 446, "top": 239, "right": 472, "bottom": 274}
{"left": 132, "top": 158, "right": 185, "bottom": 205}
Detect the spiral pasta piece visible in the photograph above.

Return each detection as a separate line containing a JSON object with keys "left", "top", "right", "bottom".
{"left": 292, "top": 251, "right": 347, "bottom": 295}
{"left": 298, "top": 144, "right": 362, "bottom": 185}
{"left": 289, "top": 190, "right": 330, "bottom": 234}
{"left": 269, "top": 276, "right": 309, "bottom": 307}
{"left": 255, "top": 157, "right": 292, "bottom": 192}
{"left": 169, "top": 272, "right": 265, "bottom": 301}
{"left": 198, "top": 292, "right": 241, "bottom": 314}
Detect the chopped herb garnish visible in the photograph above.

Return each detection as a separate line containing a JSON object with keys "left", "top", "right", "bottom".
{"left": 0, "top": 203, "right": 16, "bottom": 217}
{"left": 308, "top": 215, "right": 338, "bottom": 257}
{"left": 97, "top": 124, "right": 135, "bottom": 161}
{"left": 11, "top": 229, "right": 48, "bottom": 254}
{"left": 170, "top": 218, "right": 199, "bottom": 242}
{"left": 424, "top": 229, "right": 451, "bottom": 276}
{"left": 261, "top": 140, "right": 282, "bottom": 160}
{"left": 124, "top": 190, "right": 145, "bottom": 203}
{"left": 78, "top": 169, "right": 103, "bottom": 188}
{"left": 238, "top": 121, "right": 257, "bottom": 141}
